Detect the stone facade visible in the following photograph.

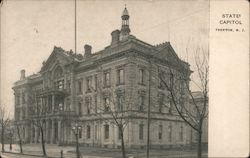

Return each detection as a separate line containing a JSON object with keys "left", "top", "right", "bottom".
{"left": 13, "top": 7, "right": 195, "bottom": 148}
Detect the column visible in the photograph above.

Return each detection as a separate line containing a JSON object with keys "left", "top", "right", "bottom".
{"left": 58, "top": 120, "right": 61, "bottom": 144}
{"left": 51, "top": 119, "right": 54, "bottom": 144}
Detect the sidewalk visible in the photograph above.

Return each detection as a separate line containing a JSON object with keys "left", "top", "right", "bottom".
{"left": 1, "top": 144, "right": 207, "bottom": 158}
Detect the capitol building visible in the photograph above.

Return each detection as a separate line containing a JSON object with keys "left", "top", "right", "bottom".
{"left": 13, "top": 7, "right": 197, "bottom": 149}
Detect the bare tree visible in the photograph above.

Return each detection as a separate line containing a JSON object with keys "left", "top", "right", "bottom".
{"left": 0, "top": 106, "right": 10, "bottom": 152}
{"left": 92, "top": 74, "right": 133, "bottom": 158}
{"left": 6, "top": 124, "right": 14, "bottom": 152}
{"left": 158, "top": 46, "right": 208, "bottom": 158}
{"left": 27, "top": 91, "right": 48, "bottom": 157}
{"left": 14, "top": 122, "right": 23, "bottom": 154}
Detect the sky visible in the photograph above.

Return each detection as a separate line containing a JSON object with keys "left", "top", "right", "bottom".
{"left": 1, "top": 0, "right": 209, "bottom": 118}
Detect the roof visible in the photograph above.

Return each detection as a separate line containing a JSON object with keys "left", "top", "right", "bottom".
{"left": 122, "top": 7, "right": 129, "bottom": 16}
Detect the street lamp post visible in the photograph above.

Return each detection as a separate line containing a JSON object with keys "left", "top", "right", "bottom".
{"left": 72, "top": 123, "right": 81, "bottom": 158}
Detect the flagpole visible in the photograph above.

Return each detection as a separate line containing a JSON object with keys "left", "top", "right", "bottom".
{"left": 75, "top": 0, "right": 77, "bottom": 53}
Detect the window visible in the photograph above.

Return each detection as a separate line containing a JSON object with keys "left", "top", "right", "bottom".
{"left": 67, "top": 80, "right": 71, "bottom": 93}
{"left": 104, "top": 97, "right": 110, "bottom": 112}
{"left": 104, "top": 124, "right": 109, "bottom": 139}
{"left": 86, "top": 97, "right": 91, "bottom": 114}
{"left": 78, "top": 102, "right": 82, "bottom": 115}
{"left": 168, "top": 125, "right": 172, "bottom": 142}
{"left": 117, "top": 95, "right": 124, "bottom": 111}
{"left": 23, "top": 127, "right": 25, "bottom": 138}
{"left": 117, "top": 69, "right": 124, "bottom": 84}
{"left": 16, "top": 95, "right": 20, "bottom": 105}
{"left": 77, "top": 80, "right": 82, "bottom": 94}
{"left": 158, "top": 125, "right": 163, "bottom": 140}
{"left": 158, "top": 72, "right": 165, "bottom": 89}
{"left": 118, "top": 127, "right": 122, "bottom": 140}
{"left": 180, "top": 126, "right": 183, "bottom": 141}
{"left": 139, "top": 124, "right": 144, "bottom": 140}
{"left": 15, "top": 109, "right": 20, "bottom": 121}
{"left": 169, "top": 100, "right": 173, "bottom": 113}
{"left": 79, "top": 128, "right": 82, "bottom": 139}
{"left": 139, "top": 95, "right": 145, "bottom": 111}
{"left": 158, "top": 94, "right": 164, "bottom": 113}
{"left": 94, "top": 95, "right": 97, "bottom": 113}
{"left": 22, "top": 93, "right": 26, "bottom": 104}
{"left": 86, "top": 77, "right": 92, "bottom": 91}
{"left": 104, "top": 71, "right": 110, "bottom": 87}
{"left": 139, "top": 69, "right": 145, "bottom": 85}
{"left": 95, "top": 125, "right": 98, "bottom": 139}
{"left": 94, "top": 75, "right": 98, "bottom": 91}
{"left": 87, "top": 125, "right": 91, "bottom": 139}
{"left": 48, "top": 96, "right": 52, "bottom": 112}
{"left": 22, "top": 108, "right": 26, "bottom": 119}
{"left": 55, "top": 80, "right": 64, "bottom": 90}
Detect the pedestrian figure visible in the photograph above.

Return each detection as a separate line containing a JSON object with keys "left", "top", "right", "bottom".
{"left": 60, "top": 149, "right": 63, "bottom": 158}
{"left": 9, "top": 143, "right": 12, "bottom": 151}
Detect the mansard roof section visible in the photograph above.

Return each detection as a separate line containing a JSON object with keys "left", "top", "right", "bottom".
{"left": 40, "top": 46, "right": 83, "bottom": 73}
{"left": 13, "top": 73, "right": 42, "bottom": 89}
{"left": 153, "top": 41, "right": 190, "bottom": 70}
{"left": 76, "top": 34, "right": 189, "bottom": 72}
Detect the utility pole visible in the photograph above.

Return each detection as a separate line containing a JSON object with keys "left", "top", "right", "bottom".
{"left": 146, "top": 59, "right": 152, "bottom": 158}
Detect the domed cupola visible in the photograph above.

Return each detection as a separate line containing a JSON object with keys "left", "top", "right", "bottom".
{"left": 120, "top": 6, "right": 131, "bottom": 40}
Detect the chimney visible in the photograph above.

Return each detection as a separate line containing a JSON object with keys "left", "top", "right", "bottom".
{"left": 111, "top": 30, "right": 120, "bottom": 46}
{"left": 84, "top": 44, "right": 92, "bottom": 58}
{"left": 20, "top": 69, "right": 26, "bottom": 80}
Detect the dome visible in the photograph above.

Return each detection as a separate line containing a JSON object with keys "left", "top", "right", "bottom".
{"left": 122, "top": 7, "right": 129, "bottom": 17}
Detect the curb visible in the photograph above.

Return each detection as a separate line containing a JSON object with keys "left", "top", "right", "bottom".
{"left": 3, "top": 151, "right": 60, "bottom": 158}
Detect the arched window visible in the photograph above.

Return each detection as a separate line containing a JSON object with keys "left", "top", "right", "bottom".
{"left": 54, "top": 66, "right": 63, "bottom": 79}
{"left": 53, "top": 66, "right": 64, "bottom": 90}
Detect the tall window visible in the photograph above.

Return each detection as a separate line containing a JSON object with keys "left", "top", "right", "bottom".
{"left": 158, "top": 94, "right": 164, "bottom": 113}
{"left": 117, "top": 69, "right": 124, "bottom": 85}
{"left": 169, "top": 100, "right": 173, "bottom": 113}
{"left": 94, "top": 95, "right": 97, "bottom": 113}
{"left": 95, "top": 125, "right": 98, "bottom": 139}
{"left": 86, "top": 77, "right": 92, "bottom": 91}
{"left": 78, "top": 102, "right": 82, "bottom": 115}
{"left": 87, "top": 125, "right": 91, "bottom": 139}
{"left": 180, "top": 126, "right": 183, "bottom": 141}
{"left": 118, "top": 127, "right": 122, "bottom": 140}
{"left": 86, "top": 97, "right": 91, "bottom": 114}
{"left": 158, "top": 125, "right": 163, "bottom": 140}
{"left": 139, "top": 69, "right": 145, "bottom": 85}
{"left": 94, "top": 75, "right": 97, "bottom": 91}
{"left": 22, "top": 108, "right": 26, "bottom": 120}
{"left": 139, "top": 124, "right": 144, "bottom": 140}
{"left": 104, "top": 72, "right": 110, "bottom": 87}
{"left": 158, "top": 72, "right": 164, "bottom": 89}
{"left": 117, "top": 95, "right": 124, "bottom": 111}
{"left": 48, "top": 96, "right": 52, "bottom": 112}
{"left": 104, "top": 124, "right": 109, "bottom": 139}
{"left": 16, "top": 95, "right": 20, "bottom": 105}
{"left": 77, "top": 80, "right": 82, "bottom": 94}
{"left": 22, "top": 93, "right": 26, "bottom": 104}
{"left": 79, "top": 128, "right": 82, "bottom": 139}
{"left": 104, "top": 97, "right": 110, "bottom": 112}
{"left": 139, "top": 95, "right": 145, "bottom": 111}
{"left": 168, "top": 125, "right": 172, "bottom": 142}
